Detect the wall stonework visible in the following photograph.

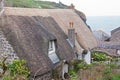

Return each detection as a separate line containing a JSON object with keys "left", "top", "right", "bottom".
{"left": 0, "top": 31, "right": 19, "bottom": 64}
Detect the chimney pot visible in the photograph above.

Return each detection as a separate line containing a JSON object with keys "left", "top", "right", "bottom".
{"left": 71, "top": 22, "right": 74, "bottom": 28}
{"left": 69, "top": 22, "right": 71, "bottom": 28}
{"left": 69, "top": 3, "right": 75, "bottom": 10}
{"left": 69, "top": 22, "right": 74, "bottom": 28}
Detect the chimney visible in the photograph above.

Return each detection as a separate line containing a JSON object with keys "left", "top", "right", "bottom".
{"left": 69, "top": 3, "right": 75, "bottom": 10}
{"left": 68, "top": 22, "right": 75, "bottom": 47}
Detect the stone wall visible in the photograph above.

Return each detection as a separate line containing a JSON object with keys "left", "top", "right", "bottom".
{"left": 0, "top": 30, "right": 19, "bottom": 65}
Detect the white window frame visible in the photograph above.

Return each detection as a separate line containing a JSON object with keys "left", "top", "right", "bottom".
{"left": 49, "top": 41, "right": 54, "bottom": 51}
{"left": 48, "top": 40, "right": 59, "bottom": 64}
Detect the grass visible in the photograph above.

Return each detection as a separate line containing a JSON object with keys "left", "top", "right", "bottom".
{"left": 68, "top": 60, "right": 120, "bottom": 80}
{"left": 112, "top": 74, "right": 120, "bottom": 80}
{"left": 5, "top": 0, "right": 57, "bottom": 8}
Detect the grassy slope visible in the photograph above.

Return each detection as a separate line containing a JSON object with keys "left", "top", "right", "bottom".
{"left": 4, "top": 0, "right": 87, "bottom": 25}
{"left": 5, "top": 0, "right": 60, "bottom": 8}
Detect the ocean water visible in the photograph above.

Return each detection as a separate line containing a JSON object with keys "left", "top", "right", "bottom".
{"left": 86, "top": 16, "right": 120, "bottom": 35}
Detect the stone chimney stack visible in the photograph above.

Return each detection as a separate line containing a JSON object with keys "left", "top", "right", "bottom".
{"left": 0, "top": 0, "right": 4, "bottom": 16}
{"left": 68, "top": 22, "right": 75, "bottom": 47}
{"left": 69, "top": 3, "right": 75, "bottom": 10}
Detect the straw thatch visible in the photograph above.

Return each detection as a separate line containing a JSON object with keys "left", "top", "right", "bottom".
{"left": 0, "top": 7, "right": 98, "bottom": 79}
{"left": 111, "top": 27, "right": 120, "bottom": 35}
{"left": 94, "top": 41, "right": 120, "bottom": 57}
{"left": 93, "top": 30, "right": 110, "bottom": 41}
{"left": 0, "top": 15, "right": 75, "bottom": 77}
{"left": 4, "top": 7, "right": 98, "bottom": 50}
{"left": 94, "top": 27, "right": 120, "bottom": 57}
{"left": 111, "top": 27, "right": 120, "bottom": 42}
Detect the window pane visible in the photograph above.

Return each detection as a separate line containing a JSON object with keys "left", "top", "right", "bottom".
{"left": 48, "top": 52, "right": 59, "bottom": 64}
{"left": 49, "top": 41, "right": 53, "bottom": 51}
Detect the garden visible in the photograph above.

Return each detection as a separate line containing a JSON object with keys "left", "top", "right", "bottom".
{"left": 67, "top": 52, "right": 120, "bottom": 80}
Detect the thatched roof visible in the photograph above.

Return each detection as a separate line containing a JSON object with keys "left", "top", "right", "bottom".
{"left": 94, "top": 41, "right": 120, "bottom": 56}
{"left": 94, "top": 28, "right": 120, "bottom": 56}
{"left": 4, "top": 7, "right": 97, "bottom": 50}
{"left": 98, "top": 41, "right": 120, "bottom": 49}
{"left": 0, "top": 15, "right": 75, "bottom": 76}
{"left": 111, "top": 27, "right": 120, "bottom": 42}
{"left": 93, "top": 30, "right": 110, "bottom": 41}
{"left": 93, "top": 48, "right": 118, "bottom": 57}
{"left": 0, "top": 7, "right": 98, "bottom": 77}
{"left": 111, "top": 27, "right": 120, "bottom": 35}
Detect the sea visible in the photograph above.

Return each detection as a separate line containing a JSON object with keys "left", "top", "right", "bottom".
{"left": 86, "top": 16, "right": 120, "bottom": 35}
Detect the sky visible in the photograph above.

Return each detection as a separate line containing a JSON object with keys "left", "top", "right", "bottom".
{"left": 42, "top": 0, "right": 120, "bottom": 16}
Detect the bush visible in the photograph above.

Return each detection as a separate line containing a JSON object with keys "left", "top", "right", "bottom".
{"left": 103, "top": 68, "right": 112, "bottom": 80}
{"left": 68, "top": 70, "right": 76, "bottom": 76}
{"left": 107, "top": 63, "right": 118, "bottom": 69}
{"left": 2, "top": 60, "right": 30, "bottom": 80}
{"left": 8, "top": 60, "right": 30, "bottom": 76}
{"left": 112, "top": 74, "right": 120, "bottom": 80}
{"left": 104, "top": 68, "right": 111, "bottom": 75}
{"left": 92, "top": 52, "right": 107, "bottom": 61}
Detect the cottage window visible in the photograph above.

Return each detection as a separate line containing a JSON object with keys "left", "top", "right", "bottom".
{"left": 49, "top": 41, "right": 53, "bottom": 51}
{"left": 48, "top": 40, "right": 59, "bottom": 64}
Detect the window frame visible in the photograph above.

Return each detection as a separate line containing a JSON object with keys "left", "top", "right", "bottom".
{"left": 48, "top": 40, "right": 59, "bottom": 64}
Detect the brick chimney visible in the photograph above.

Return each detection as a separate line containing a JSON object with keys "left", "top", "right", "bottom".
{"left": 68, "top": 22, "right": 75, "bottom": 47}
{"left": 69, "top": 3, "right": 75, "bottom": 10}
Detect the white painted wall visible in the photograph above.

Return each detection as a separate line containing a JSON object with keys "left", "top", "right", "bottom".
{"left": 117, "top": 50, "right": 120, "bottom": 55}
{"left": 62, "top": 63, "right": 68, "bottom": 80}
{"left": 78, "top": 54, "right": 82, "bottom": 60}
{"left": 84, "top": 50, "right": 91, "bottom": 64}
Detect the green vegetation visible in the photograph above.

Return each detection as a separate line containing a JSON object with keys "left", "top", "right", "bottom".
{"left": 4, "top": 0, "right": 87, "bottom": 22}
{"left": 67, "top": 58, "right": 120, "bottom": 80}
{"left": 0, "top": 60, "right": 30, "bottom": 80}
{"left": 8, "top": 60, "right": 30, "bottom": 77}
{"left": 112, "top": 74, "right": 120, "bottom": 80}
{"left": 5, "top": 0, "right": 57, "bottom": 8}
{"left": 5, "top": 0, "right": 37, "bottom": 8}
{"left": 92, "top": 52, "right": 109, "bottom": 61}
{"left": 68, "top": 69, "right": 76, "bottom": 76}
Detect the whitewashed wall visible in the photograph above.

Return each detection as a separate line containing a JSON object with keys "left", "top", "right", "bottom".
{"left": 84, "top": 50, "right": 91, "bottom": 64}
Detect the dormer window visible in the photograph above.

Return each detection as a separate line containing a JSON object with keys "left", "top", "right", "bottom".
{"left": 49, "top": 41, "right": 54, "bottom": 51}
{"left": 48, "top": 40, "right": 59, "bottom": 64}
